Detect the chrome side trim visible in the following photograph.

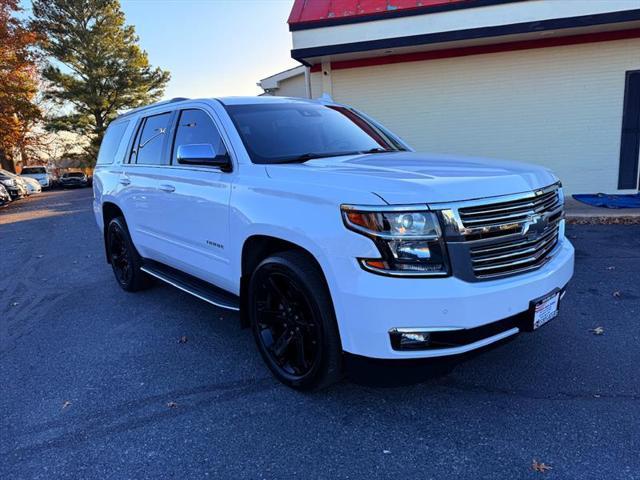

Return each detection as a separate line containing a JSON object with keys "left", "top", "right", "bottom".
{"left": 141, "top": 266, "right": 240, "bottom": 311}
{"left": 390, "top": 327, "right": 465, "bottom": 333}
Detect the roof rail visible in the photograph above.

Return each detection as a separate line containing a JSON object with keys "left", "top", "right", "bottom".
{"left": 117, "top": 97, "right": 190, "bottom": 119}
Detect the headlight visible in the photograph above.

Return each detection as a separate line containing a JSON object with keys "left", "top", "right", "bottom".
{"left": 1, "top": 179, "right": 15, "bottom": 187}
{"left": 341, "top": 205, "right": 450, "bottom": 277}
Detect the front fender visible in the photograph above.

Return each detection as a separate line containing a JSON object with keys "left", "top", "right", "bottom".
{"left": 229, "top": 176, "right": 384, "bottom": 295}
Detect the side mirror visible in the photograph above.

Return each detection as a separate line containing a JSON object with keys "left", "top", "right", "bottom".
{"left": 177, "top": 143, "right": 230, "bottom": 169}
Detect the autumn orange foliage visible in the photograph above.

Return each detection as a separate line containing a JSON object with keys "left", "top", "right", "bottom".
{"left": 0, "top": 0, "right": 40, "bottom": 172}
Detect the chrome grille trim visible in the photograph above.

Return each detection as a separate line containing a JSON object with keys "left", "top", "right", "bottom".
{"left": 457, "top": 185, "right": 561, "bottom": 234}
{"left": 433, "top": 183, "right": 564, "bottom": 281}
{"left": 471, "top": 229, "right": 558, "bottom": 266}
{"left": 471, "top": 230, "right": 559, "bottom": 278}
{"left": 470, "top": 223, "right": 557, "bottom": 256}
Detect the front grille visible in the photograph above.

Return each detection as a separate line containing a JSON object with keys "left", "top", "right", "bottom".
{"left": 439, "top": 183, "right": 564, "bottom": 281}
{"left": 458, "top": 187, "right": 561, "bottom": 240}
{"left": 469, "top": 221, "right": 559, "bottom": 278}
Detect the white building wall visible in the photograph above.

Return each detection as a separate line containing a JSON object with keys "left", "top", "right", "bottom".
{"left": 320, "top": 38, "right": 640, "bottom": 194}
{"left": 310, "top": 71, "right": 323, "bottom": 100}
{"left": 273, "top": 74, "right": 308, "bottom": 98}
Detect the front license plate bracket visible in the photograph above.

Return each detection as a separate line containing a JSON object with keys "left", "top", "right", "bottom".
{"left": 526, "top": 288, "right": 562, "bottom": 331}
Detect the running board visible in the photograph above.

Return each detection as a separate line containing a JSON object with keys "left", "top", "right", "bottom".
{"left": 141, "top": 261, "right": 240, "bottom": 311}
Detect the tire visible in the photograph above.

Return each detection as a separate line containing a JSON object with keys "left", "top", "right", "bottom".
{"left": 248, "top": 251, "right": 342, "bottom": 390}
{"left": 106, "top": 216, "right": 151, "bottom": 292}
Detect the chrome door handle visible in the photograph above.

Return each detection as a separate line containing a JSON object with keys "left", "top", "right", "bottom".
{"left": 159, "top": 184, "right": 175, "bottom": 193}
{"left": 119, "top": 177, "right": 131, "bottom": 186}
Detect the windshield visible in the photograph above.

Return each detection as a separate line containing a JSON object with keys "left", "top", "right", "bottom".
{"left": 64, "top": 172, "right": 84, "bottom": 178}
{"left": 22, "top": 167, "right": 47, "bottom": 174}
{"left": 224, "top": 103, "right": 403, "bottom": 164}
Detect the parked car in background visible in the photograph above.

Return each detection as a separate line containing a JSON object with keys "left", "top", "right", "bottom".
{"left": 0, "top": 183, "right": 11, "bottom": 206}
{"left": 21, "top": 176, "right": 42, "bottom": 195}
{"left": 15, "top": 174, "right": 30, "bottom": 196}
{"left": 20, "top": 166, "right": 52, "bottom": 189}
{"left": 59, "top": 171, "right": 89, "bottom": 188}
{"left": 0, "top": 169, "right": 27, "bottom": 200}
{"left": 94, "top": 97, "right": 574, "bottom": 390}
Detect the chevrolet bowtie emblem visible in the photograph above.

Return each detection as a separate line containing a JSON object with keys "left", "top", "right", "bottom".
{"left": 523, "top": 214, "right": 548, "bottom": 238}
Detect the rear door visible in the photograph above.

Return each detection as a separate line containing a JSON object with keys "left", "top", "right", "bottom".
{"left": 119, "top": 110, "right": 175, "bottom": 258}
{"left": 148, "top": 107, "right": 234, "bottom": 291}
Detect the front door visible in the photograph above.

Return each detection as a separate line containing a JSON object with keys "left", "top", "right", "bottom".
{"left": 150, "top": 107, "right": 234, "bottom": 291}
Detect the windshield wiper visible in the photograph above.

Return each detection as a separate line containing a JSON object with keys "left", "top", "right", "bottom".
{"left": 274, "top": 148, "right": 400, "bottom": 164}
{"left": 359, "top": 147, "right": 395, "bottom": 154}
{"left": 274, "top": 151, "right": 363, "bottom": 164}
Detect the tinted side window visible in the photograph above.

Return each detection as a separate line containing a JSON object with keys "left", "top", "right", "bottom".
{"left": 97, "top": 121, "right": 129, "bottom": 165}
{"left": 134, "top": 113, "right": 172, "bottom": 165}
{"left": 172, "top": 109, "right": 227, "bottom": 164}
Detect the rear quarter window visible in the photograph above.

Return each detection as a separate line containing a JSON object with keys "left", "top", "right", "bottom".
{"left": 97, "top": 121, "right": 130, "bottom": 165}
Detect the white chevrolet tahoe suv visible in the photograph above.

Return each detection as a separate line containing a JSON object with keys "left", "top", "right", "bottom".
{"left": 93, "top": 96, "right": 574, "bottom": 390}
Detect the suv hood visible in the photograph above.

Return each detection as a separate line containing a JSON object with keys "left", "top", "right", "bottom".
{"left": 265, "top": 152, "right": 558, "bottom": 204}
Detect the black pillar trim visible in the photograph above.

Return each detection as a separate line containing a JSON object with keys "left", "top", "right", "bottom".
{"left": 617, "top": 70, "right": 640, "bottom": 190}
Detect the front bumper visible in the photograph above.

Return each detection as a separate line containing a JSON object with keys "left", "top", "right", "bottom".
{"left": 5, "top": 186, "right": 23, "bottom": 199}
{"left": 60, "top": 181, "right": 87, "bottom": 187}
{"left": 329, "top": 237, "right": 574, "bottom": 360}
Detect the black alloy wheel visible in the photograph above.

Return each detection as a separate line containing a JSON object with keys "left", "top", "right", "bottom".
{"left": 106, "top": 217, "right": 150, "bottom": 292}
{"left": 249, "top": 251, "right": 342, "bottom": 390}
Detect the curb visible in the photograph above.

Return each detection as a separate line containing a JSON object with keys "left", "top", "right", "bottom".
{"left": 565, "top": 215, "right": 640, "bottom": 225}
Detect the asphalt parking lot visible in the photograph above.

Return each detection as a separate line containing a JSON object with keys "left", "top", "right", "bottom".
{"left": 1, "top": 188, "right": 639, "bottom": 479}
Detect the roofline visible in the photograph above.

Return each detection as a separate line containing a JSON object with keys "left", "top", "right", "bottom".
{"left": 116, "top": 97, "right": 190, "bottom": 120}
{"left": 288, "top": 0, "right": 522, "bottom": 31}
{"left": 258, "top": 65, "right": 306, "bottom": 91}
{"left": 292, "top": 8, "right": 640, "bottom": 63}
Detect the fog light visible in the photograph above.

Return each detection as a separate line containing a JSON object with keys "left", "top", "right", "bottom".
{"left": 389, "top": 328, "right": 432, "bottom": 350}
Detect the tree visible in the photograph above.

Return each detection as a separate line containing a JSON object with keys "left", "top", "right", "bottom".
{"left": 31, "top": 0, "right": 170, "bottom": 164}
{"left": 0, "top": 0, "right": 40, "bottom": 173}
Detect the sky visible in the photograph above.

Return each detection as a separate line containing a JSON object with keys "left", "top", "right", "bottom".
{"left": 120, "top": 0, "right": 299, "bottom": 98}
{"left": 21, "top": 0, "right": 300, "bottom": 99}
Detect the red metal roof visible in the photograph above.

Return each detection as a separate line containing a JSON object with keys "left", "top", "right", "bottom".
{"left": 288, "top": 0, "right": 471, "bottom": 26}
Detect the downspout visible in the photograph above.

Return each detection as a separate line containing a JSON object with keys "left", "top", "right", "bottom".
{"left": 304, "top": 66, "right": 312, "bottom": 99}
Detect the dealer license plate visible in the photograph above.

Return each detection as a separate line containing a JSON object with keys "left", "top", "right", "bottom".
{"left": 532, "top": 291, "right": 560, "bottom": 330}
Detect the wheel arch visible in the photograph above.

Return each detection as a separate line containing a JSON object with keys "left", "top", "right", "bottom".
{"left": 102, "top": 201, "right": 125, "bottom": 264}
{"left": 238, "top": 234, "right": 333, "bottom": 329}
